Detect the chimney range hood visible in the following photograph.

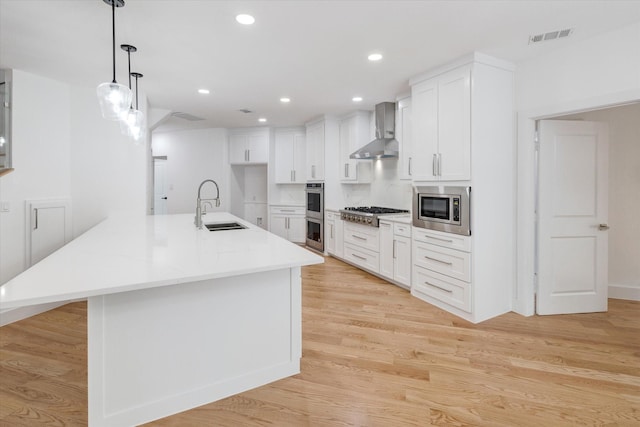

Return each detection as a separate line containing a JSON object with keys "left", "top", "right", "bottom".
{"left": 350, "top": 102, "right": 398, "bottom": 159}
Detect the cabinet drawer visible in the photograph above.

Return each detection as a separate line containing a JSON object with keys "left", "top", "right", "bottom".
{"left": 394, "top": 222, "right": 411, "bottom": 238}
{"left": 412, "top": 266, "right": 471, "bottom": 312}
{"left": 344, "top": 243, "right": 379, "bottom": 273}
{"left": 413, "top": 241, "right": 470, "bottom": 282}
{"left": 344, "top": 223, "right": 380, "bottom": 252}
{"left": 270, "top": 206, "right": 305, "bottom": 215}
{"left": 412, "top": 227, "right": 471, "bottom": 252}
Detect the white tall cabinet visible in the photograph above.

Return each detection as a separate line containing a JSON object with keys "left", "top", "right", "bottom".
{"left": 274, "top": 128, "right": 306, "bottom": 184}
{"left": 409, "top": 52, "right": 516, "bottom": 323}
{"left": 396, "top": 97, "right": 413, "bottom": 180}
{"left": 339, "top": 111, "right": 372, "bottom": 183}
{"left": 305, "top": 119, "right": 325, "bottom": 181}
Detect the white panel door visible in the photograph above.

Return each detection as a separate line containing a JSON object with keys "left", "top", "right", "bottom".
{"left": 537, "top": 120, "right": 609, "bottom": 315}
{"left": 153, "top": 158, "right": 168, "bottom": 215}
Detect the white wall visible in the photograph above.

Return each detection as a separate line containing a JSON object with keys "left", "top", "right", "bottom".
{"left": 0, "top": 70, "right": 71, "bottom": 283}
{"left": 560, "top": 103, "right": 640, "bottom": 298}
{"left": 151, "top": 128, "right": 228, "bottom": 214}
{"left": 0, "top": 68, "right": 148, "bottom": 327}
{"left": 515, "top": 22, "right": 640, "bottom": 314}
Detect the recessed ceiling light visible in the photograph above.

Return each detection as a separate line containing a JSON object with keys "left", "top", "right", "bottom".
{"left": 352, "top": 96, "right": 363, "bottom": 102}
{"left": 280, "top": 97, "right": 291, "bottom": 103}
{"left": 368, "top": 53, "right": 383, "bottom": 61}
{"left": 198, "top": 89, "right": 210, "bottom": 94}
{"left": 236, "top": 14, "right": 255, "bottom": 25}
{"left": 258, "top": 118, "right": 267, "bottom": 123}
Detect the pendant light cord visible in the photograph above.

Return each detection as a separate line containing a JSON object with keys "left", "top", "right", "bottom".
{"left": 111, "top": 0, "right": 116, "bottom": 83}
{"left": 134, "top": 75, "right": 139, "bottom": 109}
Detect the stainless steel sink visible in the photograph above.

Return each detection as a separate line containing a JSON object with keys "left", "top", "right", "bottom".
{"left": 204, "top": 222, "right": 247, "bottom": 231}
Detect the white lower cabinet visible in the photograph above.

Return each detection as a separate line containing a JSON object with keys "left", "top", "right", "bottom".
{"left": 379, "top": 220, "right": 411, "bottom": 288}
{"left": 342, "top": 222, "right": 380, "bottom": 273}
{"left": 326, "top": 210, "right": 343, "bottom": 258}
{"left": 411, "top": 227, "right": 472, "bottom": 314}
{"left": 269, "top": 206, "right": 305, "bottom": 243}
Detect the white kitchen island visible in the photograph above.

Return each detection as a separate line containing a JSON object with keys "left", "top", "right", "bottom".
{"left": 0, "top": 213, "right": 324, "bottom": 426}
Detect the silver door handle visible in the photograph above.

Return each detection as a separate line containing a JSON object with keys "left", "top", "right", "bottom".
{"left": 33, "top": 208, "right": 39, "bottom": 230}
{"left": 432, "top": 154, "right": 438, "bottom": 177}
{"left": 330, "top": 224, "right": 334, "bottom": 239}
{"left": 425, "top": 235, "right": 454, "bottom": 243}
{"left": 424, "top": 255, "right": 453, "bottom": 265}
{"left": 352, "top": 235, "right": 366, "bottom": 241}
{"left": 345, "top": 163, "right": 349, "bottom": 178}
{"left": 393, "top": 239, "right": 396, "bottom": 259}
{"left": 598, "top": 224, "right": 610, "bottom": 231}
{"left": 293, "top": 170, "right": 296, "bottom": 181}
{"left": 437, "top": 153, "right": 442, "bottom": 176}
{"left": 408, "top": 157, "right": 412, "bottom": 176}
{"left": 352, "top": 253, "right": 367, "bottom": 261}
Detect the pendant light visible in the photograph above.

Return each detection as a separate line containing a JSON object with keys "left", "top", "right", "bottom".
{"left": 119, "top": 44, "right": 141, "bottom": 136}
{"left": 127, "top": 72, "right": 146, "bottom": 142}
{"left": 96, "top": 0, "right": 132, "bottom": 120}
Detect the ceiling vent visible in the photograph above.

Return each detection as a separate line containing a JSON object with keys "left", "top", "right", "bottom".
{"left": 171, "top": 112, "right": 205, "bottom": 121}
{"left": 529, "top": 28, "right": 573, "bottom": 44}
{"left": 238, "top": 108, "right": 253, "bottom": 114}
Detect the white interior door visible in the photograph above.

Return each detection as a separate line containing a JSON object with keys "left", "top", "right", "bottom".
{"left": 153, "top": 158, "right": 168, "bottom": 215}
{"left": 537, "top": 120, "right": 609, "bottom": 315}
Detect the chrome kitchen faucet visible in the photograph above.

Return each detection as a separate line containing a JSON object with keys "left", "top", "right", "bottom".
{"left": 194, "top": 179, "right": 221, "bottom": 229}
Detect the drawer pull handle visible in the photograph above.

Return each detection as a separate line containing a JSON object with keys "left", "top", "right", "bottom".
{"left": 425, "top": 235, "right": 453, "bottom": 243}
{"left": 352, "top": 235, "right": 367, "bottom": 241}
{"left": 424, "top": 255, "right": 453, "bottom": 265}
{"left": 425, "top": 281, "right": 453, "bottom": 293}
{"left": 352, "top": 253, "right": 367, "bottom": 261}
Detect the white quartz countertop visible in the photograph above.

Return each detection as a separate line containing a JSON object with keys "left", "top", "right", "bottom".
{"left": 0, "top": 213, "right": 324, "bottom": 309}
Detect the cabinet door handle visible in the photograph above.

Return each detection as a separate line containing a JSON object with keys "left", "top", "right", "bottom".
{"left": 425, "top": 235, "right": 454, "bottom": 243}
{"left": 248, "top": 149, "right": 251, "bottom": 162}
{"left": 281, "top": 209, "right": 295, "bottom": 213}
{"left": 424, "top": 255, "right": 453, "bottom": 265}
{"left": 33, "top": 208, "right": 39, "bottom": 230}
{"left": 424, "top": 281, "right": 453, "bottom": 293}
{"left": 408, "top": 157, "right": 412, "bottom": 176}
{"left": 293, "top": 170, "right": 296, "bottom": 182}
{"left": 352, "top": 253, "right": 367, "bottom": 261}
{"left": 352, "top": 235, "right": 366, "bottom": 241}
{"left": 437, "top": 153, "right": 442, "bottom": 176}
{"left": 344, "top": 163, "right": 349, "bottom": 178}
{"left": 331, "top": 224, "right": 334, "bottom": 239}
{"left": 432, "top": 154, "right": 438, "bottom": 177}
{"left": 393, "top": 239, "right": 396, "bottom": 259}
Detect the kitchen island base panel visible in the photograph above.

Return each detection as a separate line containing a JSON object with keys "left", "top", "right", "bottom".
{"left": 88, "top": 267, "right": 302, "bottom": 427}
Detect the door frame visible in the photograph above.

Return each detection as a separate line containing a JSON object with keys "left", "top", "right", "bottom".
{"left": 514, "top": 89, "right": 640, "bottom": 317}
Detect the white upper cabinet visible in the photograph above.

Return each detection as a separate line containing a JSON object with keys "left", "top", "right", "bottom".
{"left": 229, "top": 130, "right": 269, "bottom": 165}
{"left": 305, "top": 120, "right": 325, "bottom": 181}
{"left": 411, "top": 65, "right": 471, "bottom": 181}
{"left": 339, "top": 111, "right": 372, "bottom": 183}
{"left": 396, "top": 97, "right": 413, "bottom": 180}
{"left": 274, "top": 128, "right": 306, "bottom": 184}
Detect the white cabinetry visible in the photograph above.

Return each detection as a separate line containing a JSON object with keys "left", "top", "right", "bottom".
{"left": 274, "top": 128, "right": 306, "bottom": 184}
{"left": 408, "top": 52, "right": 515, "bottom": 323}
{"left": 396, "top": 97, "right": 413, "bottom": 180}
{"left": 305, "top": 120, "right": 325, "bottom": 181}
{"left": 339, "top": 111, "right": 372, "bottom": 183}
{"left": 325, "top": 210, "right": 343, "bottom": 258}
{"left": 411, "top": 65, "right": 471, "bottom": 181}
{"left": 269, "top": 206, "right": 305, "bottom": 243}
{"left": 343, "top": 222, "right": 379, "bottom": 273}
{"left": 230, "top": 130, "right": 269, "bottom": 165}
{"left": 412, "top": 228, "right": 472, "bottom": 313}
{"left": 379, "top": 220, "right": 411, "bottom": 289}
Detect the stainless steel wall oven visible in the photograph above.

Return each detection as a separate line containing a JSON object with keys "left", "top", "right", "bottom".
{"left": 305, "top": 183, "right": 324, "bottom": 251}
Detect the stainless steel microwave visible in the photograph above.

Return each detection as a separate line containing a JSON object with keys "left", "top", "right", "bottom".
{"left": 413, "top": 186, "right": 471, "bottom": 236}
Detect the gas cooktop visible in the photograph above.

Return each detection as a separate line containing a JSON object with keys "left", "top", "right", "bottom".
{"left": 340, "top": 206, "right": 410, "bottom": 227}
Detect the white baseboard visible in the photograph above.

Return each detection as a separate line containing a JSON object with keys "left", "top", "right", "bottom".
{"left": 0, "top": 302, "right": 68, "bottom": 326}
{"left": 609, "top": 283, "right": 640, "bottom": 301}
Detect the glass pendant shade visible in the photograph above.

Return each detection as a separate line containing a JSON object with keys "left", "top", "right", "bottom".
{"left": 120, "top": 107, "right": 146, "bottom": 142}
{"left": 97, "top": 81, "right": 132, "bottom": 120}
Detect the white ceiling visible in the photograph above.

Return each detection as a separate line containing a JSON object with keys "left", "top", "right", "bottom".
{"left": 1, "top": 0, "right": 639, "bottom": 132}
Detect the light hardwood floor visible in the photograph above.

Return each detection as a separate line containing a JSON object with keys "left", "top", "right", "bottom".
{"left": 1, "top": 256, "right": 639, "bottom": 426}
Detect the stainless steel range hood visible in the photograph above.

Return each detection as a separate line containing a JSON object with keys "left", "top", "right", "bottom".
{"left": 350, "top": 102, "right": 398, "bottom": 159}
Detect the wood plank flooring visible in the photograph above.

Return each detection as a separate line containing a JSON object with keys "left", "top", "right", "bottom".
{"left": 1, "top": 256, "right": 639, "bottom": 426}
